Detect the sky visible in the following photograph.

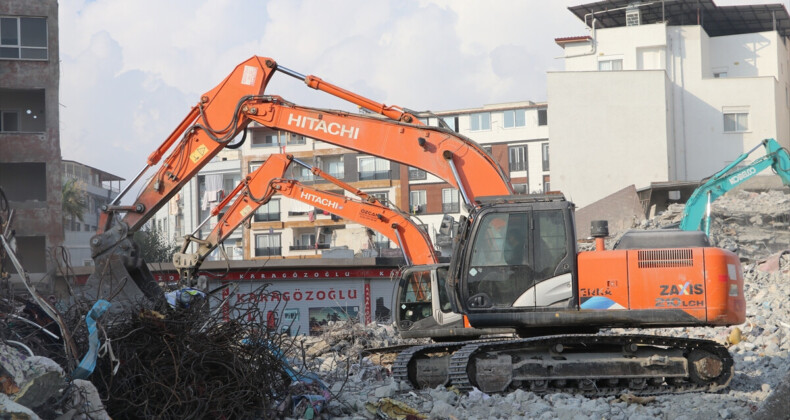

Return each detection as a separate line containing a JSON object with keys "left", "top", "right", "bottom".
{"left": 57, "top": 0, "right": 786, "bottom": 184}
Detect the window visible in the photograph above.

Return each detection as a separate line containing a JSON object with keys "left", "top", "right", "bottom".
{"left": 714, "top": 72, "right": 727, "bottom": 78}
{"left": 598, "top": 59, "right": 623, "bottom": 71}
{"left": 541, "top": 143, "right": 549, "bottom": 171}
{"left": 469, "top": 112, "right": 491, "bottom": 131}
{"left": 254, "top": 199, "right": 280, "bottom": 222}
{"left": 408, "top": 167, "right": 426, "bottom": 180}
{"left": 482, "top": 145, "right": 493, "bottom": 155}
{"left": 358, "top": 157, "right": 390, "bottom": 180}
{"left": 289, "top": 164, "right": 313, "bottom": 181}
{"left": 503, "top": 110, "right": 526, "bottom": 128}
{"left": 251, "top": 131, "right": 285, "bottom": 147}
{"left": 287, "top": 133, "right": 306, "bottom": 145}
{"left": 723, "top": 111, "right": 748, "bottom": 132}
{"left": 513, "top": 183, "right": 528, "bottom": 194}
{"left": 297, "top": 233, "right": 315, "bottom": 249}
{"left": 0, "top": 162, "right": 46, "bottom": 201}
{"left": 0, "top": 110, "right": 19, "bottom": 132}
{"left": 509, "top": 145, "right": 527, "bottom": 172}
{"left": 373, "top": 231, "right": 390, "bottom": 250}
{"left": 543, "top": 176, "right": 550, "bottom": 193}
{"left": 255, "top": 233, "right": 281, "bottom": 257}
{"left": 321, "top": 156, "right": 344, "bottom": 178}
{"left": 0, "top": 17, "right": 47, "bottom": 60}
{"left": 440, "top": 116, "right": 458, "bottom": 132}
{"left": 410, "top": 190, "right": 427, "bottom": 214}
{"left": 368, "top": 191, "right": 389, "bottom": 205}
{"left": 538, "top": 109, "right": 547, "bottom": 126}
{"left": 442, "top": 188, "right": 460, "bottom": 213}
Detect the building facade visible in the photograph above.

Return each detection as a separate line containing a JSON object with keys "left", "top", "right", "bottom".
{"left": 549, "top": 0, "right": 790, "bottom": 208}
{"left": 0, "top": 0, "right": 62, "bottom": 288}
{"left": 61, "top": 160, "right": 123, "bottom": 266}
{"left": 152, "top": 101, "right": 550, "bottom": 262}
{"left": 413, "top": 102, "right": 549, "bottom": 251}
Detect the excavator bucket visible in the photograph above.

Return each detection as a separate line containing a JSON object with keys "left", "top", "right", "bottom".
{"left": 89, "top": 226, "right": 165, "bottom": 306}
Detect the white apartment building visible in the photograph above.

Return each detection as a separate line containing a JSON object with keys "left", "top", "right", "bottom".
{"left": 548, "top": 0, "right": 790, "bottom": 208}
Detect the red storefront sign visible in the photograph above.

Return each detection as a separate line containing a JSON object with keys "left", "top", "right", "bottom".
{"left": 74, "top": 267, "right": 399, "bottom": 285}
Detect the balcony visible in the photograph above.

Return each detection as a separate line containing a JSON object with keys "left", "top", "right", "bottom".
{"left": 442, "top": 203, "right": 460, "bottom": 213}
{"left": 289, "top": 243, "right": 331, "bottom": 251}
{"left": 253, "top": 212, "right": 280, "bottom": 222}
{"left": 359, "top": 170, "right": 391, "bottom": 181}
{"left": 254, "top": 247, "right": 282, "bottom": 257}
{"left": 408, "top": 169, "right": 427, "bottom": 180}
{"left": 410, "top": 204, "right": 427, "bottom": 214}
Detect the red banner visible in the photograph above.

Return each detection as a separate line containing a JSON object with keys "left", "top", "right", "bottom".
{"left": 74, "top": 267, "right": 400, "bottom": 285}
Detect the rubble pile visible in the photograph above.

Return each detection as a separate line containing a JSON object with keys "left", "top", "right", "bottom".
{"left": 314, "top": 190, "right": 790, "bottom": 419}
{"left": 642, "top": 190, "right": 790, "bottom": 262}
{"left": 316, "top": 255, "right": 790, "bottom": 419}
{"left": 0, "top": 287, "right": 325, "bottom": 419}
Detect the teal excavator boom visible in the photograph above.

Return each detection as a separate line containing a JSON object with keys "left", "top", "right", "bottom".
{"left": 679, "top": 138, "right": 790, "bottom": 234}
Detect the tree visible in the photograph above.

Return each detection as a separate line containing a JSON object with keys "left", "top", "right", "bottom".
{"left": 62, "top": 178, "right": 87, "bottom": 224}
{"left": 133, "top": 228, "right": 179, "bottom": 263}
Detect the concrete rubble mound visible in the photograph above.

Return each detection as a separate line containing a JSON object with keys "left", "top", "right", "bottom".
{"left": 1, "top": 189, "right": 788, "bottom": 419}
{"left": 312, "top": 189, "right": 790, "bottom": 419}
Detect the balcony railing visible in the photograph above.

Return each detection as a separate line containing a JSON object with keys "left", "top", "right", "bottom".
{"left": 442, "top": 203, "right": 460, "bottom": 213}
{"left": 254, "top": 247, "right": 282, "bottom": 257}
{"left": 408, "top": 169, "right": 427, "bottom": 180}
{"left": 253, "top": 213, "right": 280, "bottom": 222}
{"left": 358, "top": 170, "right": 391, "bottom": 181}
{"left": 289, "top": 244, "right": 331, "bottom": 251}
{"left": 410, "top": 204, "right": 427, "bottom": 214}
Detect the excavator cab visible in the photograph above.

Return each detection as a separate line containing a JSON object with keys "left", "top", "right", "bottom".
{"left": 394, "top": 264, "right": 515, "bottom": 339}
{"left": 455, "top": 195, "right": 577, "bottom": 312}
{"left": 395, "top": 265, "right": 467, "bottom": 339}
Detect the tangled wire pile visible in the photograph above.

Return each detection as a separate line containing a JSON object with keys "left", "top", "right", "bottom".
{"left": 86, "top": 287, "right": 305, "bottom": 419}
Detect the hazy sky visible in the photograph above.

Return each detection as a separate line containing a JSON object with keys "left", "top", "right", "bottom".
{"left": 57, "top": 0, "right": 785, "bottom": 183}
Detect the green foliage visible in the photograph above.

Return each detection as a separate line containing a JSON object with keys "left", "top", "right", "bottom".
{"left": 133, "top": 228, "right": 178, "bottom": 263}
{"left": 62, "top": 178, "right": 87, "bottom": 222}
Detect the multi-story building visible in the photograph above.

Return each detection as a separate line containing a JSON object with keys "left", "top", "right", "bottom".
{"left": 61, "top": 160, "right": 123, "bottom": 266}
{"left": 154, "top": 100, "right": 550, "bottom": 261}
{"left": 154, "top": 125, "right": 410, "bottom": 261}
{"left": 549, "top": 0, "right": 790, "bottom": 208}
{"left": 0, "top": 0, "right": 62, "bottom": 290}
{"left": 413, "top": 102, "right": 549, "bottom": 250}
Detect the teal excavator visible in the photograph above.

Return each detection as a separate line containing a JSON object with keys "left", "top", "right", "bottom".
{"left": 680, "top": 138, "right": 790, "bottom": 234}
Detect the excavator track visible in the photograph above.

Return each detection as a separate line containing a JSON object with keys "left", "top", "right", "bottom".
{"left": 391, "top": 338, "right": 512, "bottom": 388}
{"left": 397, "top": 334, "right": 733, "bottom": 396}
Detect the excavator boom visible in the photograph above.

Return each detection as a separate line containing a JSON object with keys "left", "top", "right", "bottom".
{"left": 679, "top": 138, "right": 790, "bottom": 233}
{"left": 173, "top": 153, "right": 438, "bottom": 281}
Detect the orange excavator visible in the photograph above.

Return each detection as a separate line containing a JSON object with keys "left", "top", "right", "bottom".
{"left": 171, "top": 152, "right": 513, "bottom": 339}
{"left": 90, "top": 56, "right": 745, "bottom": 396}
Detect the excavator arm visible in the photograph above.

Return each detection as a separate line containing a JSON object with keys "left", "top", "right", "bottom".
{"left": 239, "top": 96, "right": 512, "bottom": 205}
{"left": 89, "top": 55, "right": 511, "bottom": 302}
{"left": 679, "top": 138, "right": 790, "bottom": 233}
{"left": 172, "top": 153, "right": 437, "bottom": 283}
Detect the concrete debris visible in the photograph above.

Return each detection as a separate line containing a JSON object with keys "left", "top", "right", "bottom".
{"left": 643, "top": 190, "right": 790, "bottom": 263}
{"left": 2, "top": 189, "right": 788, "bottom": 419}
